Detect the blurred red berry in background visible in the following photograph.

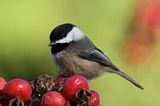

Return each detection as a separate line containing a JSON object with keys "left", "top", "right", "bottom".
{"left": 133, "top": 0, "right": 160, "bottom": 29}
{"left": 122, "top": 0, "right": 160, "bottom": 66}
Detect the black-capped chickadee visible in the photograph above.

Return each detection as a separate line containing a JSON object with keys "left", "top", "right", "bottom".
{"left": 48, "top": 23, "right": 143, "bottom": 89}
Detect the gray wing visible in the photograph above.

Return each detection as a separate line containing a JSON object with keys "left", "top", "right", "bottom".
{"left": 77, "top": 48, "right": 119, "bottom": 71}
{"left": 77, "top": 48, "right": 144, "bottom": 90}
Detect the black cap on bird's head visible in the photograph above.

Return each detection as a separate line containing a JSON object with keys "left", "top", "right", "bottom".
{"left": 49, "top": 23, "right": 74, "bottom": 44}
{"left": 48, "top": 23, "right": 85, "bottom": 46}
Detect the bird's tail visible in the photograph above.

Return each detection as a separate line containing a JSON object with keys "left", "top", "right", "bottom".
{"left": 105, "top": 62, "right": 143, "bottom": 89}
{"left": 104, "top": 61, "right": 143, "bottom": 89}
{"left": 113, "top": 69, "right": 144, "bottom": 90}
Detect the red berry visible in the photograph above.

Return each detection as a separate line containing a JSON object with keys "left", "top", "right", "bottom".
{"left": 0, "top": 77, "right": 6, "bottom": 96}
{"left": 88, "top": 90, "right": 101, "bottom": 105}
{"left": 145, "top": 4, "right": 160, "bottom": 27}
{"left": 3, "top": 79, "right": 32, "bottom": 103}
{"left": 55, "top": 74, "right": 66, "bottom": 86}
{"left": 62, "top": 75, "right": 90, "bottom": 101}
{"left": 41, "top": 91, "right": 68, "bottom": 106}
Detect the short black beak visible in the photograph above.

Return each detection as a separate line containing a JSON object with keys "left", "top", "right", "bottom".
{"left": 48, "top": 42, "right": 55, "bottom": 46}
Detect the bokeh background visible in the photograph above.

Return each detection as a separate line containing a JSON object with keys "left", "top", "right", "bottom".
{"left": 0, "top": 0, "right": 160, "bottom": 105}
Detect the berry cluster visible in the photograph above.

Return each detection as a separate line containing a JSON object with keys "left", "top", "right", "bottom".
{"left": 0, "top": 74, "right": 101, "bottom": 106}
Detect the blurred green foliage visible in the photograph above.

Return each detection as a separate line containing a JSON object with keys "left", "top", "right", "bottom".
{"left": 0, "top": 0, "right": 160, "bottom": 105}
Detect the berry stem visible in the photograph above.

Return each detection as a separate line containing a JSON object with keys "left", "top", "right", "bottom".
{"left": 9, "top": 98, "right": 25, "bottom": 106}
{"left": 9, "top": 98, "right": 16, "bottom": 106}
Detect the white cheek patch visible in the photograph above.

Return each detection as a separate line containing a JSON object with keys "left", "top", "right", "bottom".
{"left": 55, "top": 27, "right": 85, "bottom": 44}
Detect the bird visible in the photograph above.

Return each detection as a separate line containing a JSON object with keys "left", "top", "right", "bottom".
{"left": 48, "top": 23, "right": 143, "bottom": 90}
